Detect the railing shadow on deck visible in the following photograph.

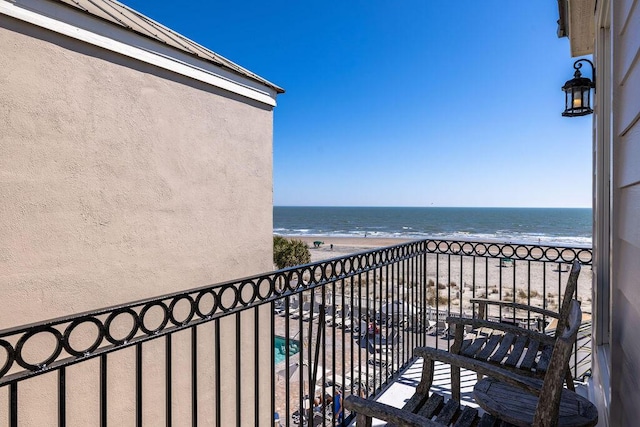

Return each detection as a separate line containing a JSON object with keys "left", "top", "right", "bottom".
{"left": 0, "top": 239, "right": 592, "bottom": 426}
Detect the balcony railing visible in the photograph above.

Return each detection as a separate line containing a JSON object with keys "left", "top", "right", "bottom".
{"left": 0, "top": 239, "right": 592, "bottom": 426}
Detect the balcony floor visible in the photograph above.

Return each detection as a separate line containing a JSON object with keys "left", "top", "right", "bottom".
{"left": 364, "top": 359, "right": 480, "bottom": 426}
{"left": 359, "top": 359, "right": 590, "bottom": 426}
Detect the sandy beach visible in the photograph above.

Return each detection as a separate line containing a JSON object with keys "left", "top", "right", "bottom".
{"left": 292, "top": 236, "right": 416, "bottom": 263}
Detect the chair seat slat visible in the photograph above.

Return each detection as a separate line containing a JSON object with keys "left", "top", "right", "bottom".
{"left": 434, "top": 399, "right": 459, "bottom": 425}
{"left": 415, "top": 392, "right": 444, "bottom": 419}
{"left": 462, "top": 335, "right": 487, "bottom": 357}
{"left": 489, "top": 332, "right": 516, "bottom": 362}
{"left": 535, "top": 344, "right": 554, "bottom": 372}
{"left": 460, "top": 338, "right": 473, "bottom": 353}
{"left": 401, "top": 392, "right": 428, "bottom": 413}
{"left": 476, "top": 334, "right": 503, "bottom": 360}
{"left": 520, "top": 339, "right": 541, "bottom": 369}
{"left": 453, "top": 406, "right": 479, "bottom": 427}
{"left": 504, "top": 335, "right": 528, "bottom": 366}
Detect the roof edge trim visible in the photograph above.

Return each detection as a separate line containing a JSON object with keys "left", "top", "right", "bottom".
{"left": 0, "top": 1, "right": 278, "bottom": 107}
{"left": 557, "top": 0, "right": 568, "bottom": 37}
{"left": 566, "top": 0, "right": 596, "bottom": 57}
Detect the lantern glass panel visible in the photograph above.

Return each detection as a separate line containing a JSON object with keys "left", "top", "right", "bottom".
{"left": 582, "top": 87, "right": 590, "bottom": 108}
{"left": 572, "top": 89, "right": 583, "bottom": 109}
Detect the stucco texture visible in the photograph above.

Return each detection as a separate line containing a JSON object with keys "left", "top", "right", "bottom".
{"left": 1, "top": 14, "right": 275, "bottom": 426}
{"left": 0, "top": 15, "right": 274, "bottom": 326}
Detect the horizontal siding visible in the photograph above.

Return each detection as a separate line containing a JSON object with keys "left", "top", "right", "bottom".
{"left": 614, "top": 57, "right": 640, "bottom": 135}
{"left": 616, "top": 0, "right": 640, "bottom": 83}
{"left": 617, "top": 185, "right": 640, "bottom": 248}
{"left": 611, "top": 240, "right": 640, "bottom": 424}
{"left": 617, "top": 120, "right": 640, "bottom": 187}
{"left": 614, "top": 0, "right": 640, "bottom": 135}
{"left": 616, "top": 0, "right": 637, "bottom": 34}
{"left": 612, "top": 2, "right": 640, "bottom": 424}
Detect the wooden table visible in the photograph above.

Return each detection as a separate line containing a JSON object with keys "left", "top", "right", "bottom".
{"left": 473, "top": 377, "right": 598, "bottom": 427}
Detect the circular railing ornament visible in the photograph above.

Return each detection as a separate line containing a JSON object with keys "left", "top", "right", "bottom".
{"left": 15, "top": 327, "right": 64, "bottom": 371}
{"left": 104, "top": 308, "right": 139, "bottom": 345}
{"left": 257, "top": 277, "right": 273, "bottom": 300}
{"left": 217, "top": 284, "right": 240, "bottom": 312}
{"left": 139, "top": 302, "right": 169, "bottom": 335}
{"left": 544, "top": 247, "right": 561, "bottom": 262}
{"left": 140, "top": 301, "right": 169, "bottom": 335}
{"left": 195, "top": 290, "right": 218, "bottom": 318}
{"left": 62, "top": 317, "right": 104, "bottom": 357}
{"left": 238, "top": 281, "right": 258, "bottom": 306}
{"left": 168, "top": 295, "right": 196, "bottom": 326}
{"left": 0, "top": 339, "right": 15, "bottom": 377}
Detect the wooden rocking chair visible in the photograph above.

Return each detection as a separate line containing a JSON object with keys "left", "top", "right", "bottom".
{"left": 344, "top": 299, "right": 597, "bottom": 426}
{"left": 444, "top": 260, "right": 582, "bottom": 400}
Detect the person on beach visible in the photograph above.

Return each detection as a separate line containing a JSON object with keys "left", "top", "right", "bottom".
{"left": 333, "top": 389, "right": 343, "bottom": 425}
{"left": 368, "top": 320, "right": 379, "bottom": 335}
{"left": 313, "top": 397, "right": 322, "bottom": 412}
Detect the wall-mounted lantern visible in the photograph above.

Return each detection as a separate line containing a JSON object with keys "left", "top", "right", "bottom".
{"left": 562, "top": 58, "right": 596, "bottom": 117}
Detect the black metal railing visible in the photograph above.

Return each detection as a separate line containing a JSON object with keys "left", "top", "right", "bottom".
{"left": 0, "top": 239, "right": 592, "bottom": 426}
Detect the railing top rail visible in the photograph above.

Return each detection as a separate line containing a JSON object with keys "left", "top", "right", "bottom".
{"left": 0, "top": 239, "right": 591, "bottom": 336}
{"left": 0, "top": 239, "right": 591, "bottom": 385}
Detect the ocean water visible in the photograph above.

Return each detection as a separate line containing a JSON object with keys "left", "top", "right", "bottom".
{"left": 273, "top": 207, "right": 592, "bottom": 247}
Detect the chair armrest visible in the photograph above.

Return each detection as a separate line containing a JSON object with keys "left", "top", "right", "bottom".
{"left": 445, "top": 317, "right": 555, "bottom": 345}
{"left": 414, "top": 346, "right": 543, "bottom": 396}
{"left": 344, "top": 395, "right": 440, "bottom": 427}
{"left": 470, "top": 298, "right": 559, "bottom": 319}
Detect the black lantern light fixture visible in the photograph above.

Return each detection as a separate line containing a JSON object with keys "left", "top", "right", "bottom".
{"left": 562, "top": 58, "right": 596, "bottom": 117}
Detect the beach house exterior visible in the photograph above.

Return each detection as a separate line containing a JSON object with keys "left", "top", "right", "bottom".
{"left": 1, "top": 0, "right": 639, "bottom": 426}
{"left": 558, "top": 0, "right": 640, "bottom": 424}
{"left": 1, "top": 0, "right": 282, "bottom": 424}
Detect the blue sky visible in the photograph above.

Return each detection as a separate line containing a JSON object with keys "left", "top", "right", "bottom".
{"left": 125, "top": 1, "right": 593, "bottom": 208}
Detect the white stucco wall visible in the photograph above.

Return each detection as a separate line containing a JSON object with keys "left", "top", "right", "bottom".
{"left": 0, "top": 11, "right": 275, "bottom": 426}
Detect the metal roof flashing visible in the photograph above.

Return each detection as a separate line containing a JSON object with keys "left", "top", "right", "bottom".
{"left": 1, "top": 0, "right": 283, "bottom": 106}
